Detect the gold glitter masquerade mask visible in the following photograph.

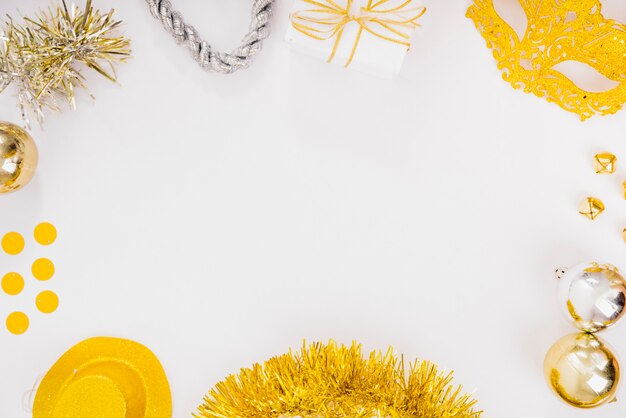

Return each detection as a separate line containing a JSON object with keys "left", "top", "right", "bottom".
{"left": 467, "top": 0, "right": 626, "bottom": 120}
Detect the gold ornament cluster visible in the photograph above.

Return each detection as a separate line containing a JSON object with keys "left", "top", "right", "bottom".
{"left": 545, "top": 263, "right": 625, "bottom": 408}
{"left": 196, "top": 341, "right": 481, "bottom": 418}
{"left": 551, "top": 150, "right": 626, "bottom": 408}
{"left": 467, "top": 0, "right": 626, "bottom": 120}
{"left": 0, "top": 0, "right": 130, "bottom": 127}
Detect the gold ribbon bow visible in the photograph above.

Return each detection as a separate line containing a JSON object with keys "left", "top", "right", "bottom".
{"left": 291, "top": 0, "right": 426, "bottom": 68}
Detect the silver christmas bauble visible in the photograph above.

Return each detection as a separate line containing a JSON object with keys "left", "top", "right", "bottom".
{"left": 557, "top": 262, "right": 626, "bottom": 333}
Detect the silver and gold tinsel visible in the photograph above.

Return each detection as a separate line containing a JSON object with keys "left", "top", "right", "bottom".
{"left": 0, "top": 0, "right": 131, "bottom": 127}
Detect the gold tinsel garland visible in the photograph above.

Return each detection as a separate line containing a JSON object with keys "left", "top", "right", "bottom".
{"left": 0, "top": 0, "right": 130, "bottom": 126}
{"left": 195, "top": 341, "right": 482, "bottom": 418}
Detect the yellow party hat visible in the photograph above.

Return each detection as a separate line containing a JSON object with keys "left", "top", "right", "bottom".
{"left": 33, "top": 337, "right": 172, "bottom": 418}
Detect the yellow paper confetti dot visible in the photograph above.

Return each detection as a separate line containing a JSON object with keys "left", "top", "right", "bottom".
{"left": 36, "top": 290, "right": 59, "bottom": 314}
{"left": 1, "top": 272, "right": 24, "bottom": 296}
{"left": 6, "top": 311, "right": 29, "bottom": 335}
{"left": 32, "top": 258, "right": 55, "bottom": 281}
{"left": 2, "top": 232, "right": 25, "bottom": 255}
{"left": 34, "top": 222, "right": 57, "bottom": 246}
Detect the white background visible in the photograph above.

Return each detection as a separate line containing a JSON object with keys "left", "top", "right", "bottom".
{"left": 2, "top": 0, "right": 626, "bottom": 417}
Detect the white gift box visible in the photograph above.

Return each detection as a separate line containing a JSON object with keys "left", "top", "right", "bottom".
{"left": 285, "top": 0, "right": 426, "bottom": 79}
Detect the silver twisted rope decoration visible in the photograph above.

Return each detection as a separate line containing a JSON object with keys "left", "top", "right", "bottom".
{"left": 145, "top": 0, "right": 274, "bottom": 74}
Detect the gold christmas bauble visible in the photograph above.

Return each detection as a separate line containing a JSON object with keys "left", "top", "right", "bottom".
{"left": 0, "top": 121, "right": 38, "bottom": 194}
{"left": 545, "top": 333, "right": 620, "bottom": 408}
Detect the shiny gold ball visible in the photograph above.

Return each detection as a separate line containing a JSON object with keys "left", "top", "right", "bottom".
{"left": 0, "top": 121, "right": 38, "bottom": 194}
{"left": 545, "top": 333, "right": 620, "bottom": 408}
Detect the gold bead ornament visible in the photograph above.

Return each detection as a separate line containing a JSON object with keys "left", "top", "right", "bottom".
{"left": 545, "top": 333, "right": 620, "bottom": 408}
{"left": 0, "top": 121, "right": 38, "bottom": 194}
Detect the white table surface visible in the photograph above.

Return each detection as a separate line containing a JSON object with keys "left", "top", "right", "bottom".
{"left": 2, "top": 0, "right": 626, "bottom": 417}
